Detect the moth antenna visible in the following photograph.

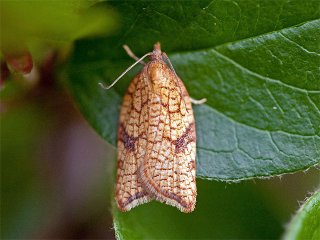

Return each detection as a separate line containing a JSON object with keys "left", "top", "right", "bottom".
{"left": 123, "top": 45, "right": 146, "bottom": 65}
{"left": 99, "top": 52, "right": 152, "bottom": 90}
{"left": 161, "top": 52, "right": 190, "bottom": 113}
{"left": 162, "top": 52, "right": 178, "bottom": 79}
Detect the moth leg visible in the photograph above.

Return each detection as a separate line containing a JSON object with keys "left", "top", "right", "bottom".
{"left": 190, "top": 97, "right": 207, "bottom": 105}
{"left": 123, "top": 45, "right": 146, "bottom": 65}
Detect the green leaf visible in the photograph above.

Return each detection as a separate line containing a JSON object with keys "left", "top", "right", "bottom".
{"left": 284, "top": 191, "right": 320, "bottom": 240}
{"left": 113, "top": 180, "right": 283, "bottom": 239}
{"left": 66, "top": 0, "right": 320, "bottom": 181}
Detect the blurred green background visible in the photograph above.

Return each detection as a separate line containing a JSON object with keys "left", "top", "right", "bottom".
{"left": 1, "top": 0, "right": 319, "bottom": 239}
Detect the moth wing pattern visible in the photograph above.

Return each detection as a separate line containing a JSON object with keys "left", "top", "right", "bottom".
{"left": 139, "top": 61, "right": 197, "bottom": 213}
{"left": 115, "top": 72, "right": 152, "bottom": 211}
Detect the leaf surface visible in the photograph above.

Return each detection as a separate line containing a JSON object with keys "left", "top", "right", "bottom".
{"left": 113, "top": 180, "right": 283, "bottom": 239}
{"left": 66, "top": 0, "right": 320, "bottom": 180}
{"left": 284, "top": 191, "right": 320, "bottom": 240}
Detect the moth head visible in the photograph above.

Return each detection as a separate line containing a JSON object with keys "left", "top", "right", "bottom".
{"left": 150, "top": 42, "right": 162, "bottom": 61}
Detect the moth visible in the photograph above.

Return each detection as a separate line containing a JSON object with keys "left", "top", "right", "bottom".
{"left": 100, "top": 43, "right": 205, "bottom": 213}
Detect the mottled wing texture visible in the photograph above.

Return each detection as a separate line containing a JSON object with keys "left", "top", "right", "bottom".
{"left": 116, "top": 60, "right": 196, "bottom": 213}
{"left": 116, "top": 72, "right": 152, "bottom": 211}
{"left": 139, "top": 61, "right": 197, "bottom": 212}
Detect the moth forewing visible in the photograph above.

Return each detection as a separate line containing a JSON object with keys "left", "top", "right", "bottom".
{"left": 115, "top": 42, "right": 197, "bottom": 213}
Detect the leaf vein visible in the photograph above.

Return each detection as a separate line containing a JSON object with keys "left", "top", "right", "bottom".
{"left": 268, "top": 132, "right": 298, "bottom": 158}
{"left": 213, "top": 49, "right": 320, "bottom": 93}
{"left": 273, "top": 0, "right": 287, "bottom": 31}
{"left": 205, "top": 104, "right": 320, "bottom": 137}
{"left": 265, "top": 87, "right": 285, "bottom": 115}
{"left": 306, "top": 94, "right": 320, "bottom": 117}
{"left": 279, "top": 32, "right": 320, "bottom": 56}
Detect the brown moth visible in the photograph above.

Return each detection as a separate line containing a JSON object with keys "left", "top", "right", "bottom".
{"left": 103, "top": 42, "right": 198, "bottom": 213}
